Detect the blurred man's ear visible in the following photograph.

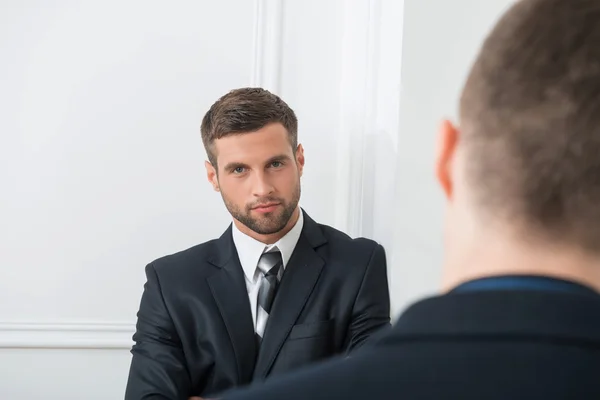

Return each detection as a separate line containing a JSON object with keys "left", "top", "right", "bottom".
{"left": 205, "top": 161, "right": 220, "bottom": 192}
{"left": 295, "top": 144, "right": 305, "bottom": 177}
{"left": 435, "top": 119, "right": 459, "bottom": 200}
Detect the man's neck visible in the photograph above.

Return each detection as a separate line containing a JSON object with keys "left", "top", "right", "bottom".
{"left": 442, "top": 231, "right": 600, "bottom": 293}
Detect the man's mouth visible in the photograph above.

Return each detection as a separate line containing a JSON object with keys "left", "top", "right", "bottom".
{"left": 252, "top": 203, "right": 280, "bottom": 212}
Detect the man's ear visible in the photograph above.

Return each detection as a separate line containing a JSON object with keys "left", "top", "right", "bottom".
{"left": 435, "top": 119, "right": 459, "bottom": 200}
{"left": 295, "top": 144, "right": 305, "bottom": 177}
{"left": 205, "top": 161, "right": 220, "bottom": 192}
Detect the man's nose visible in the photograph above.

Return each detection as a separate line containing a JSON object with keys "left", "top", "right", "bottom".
{"left": 251, "top": 171, "right": 275, "bottom": 197}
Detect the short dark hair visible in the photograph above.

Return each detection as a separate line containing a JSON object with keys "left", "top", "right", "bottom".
{"left": 200, "top": 87, "right": 298, "bottom": 168}
{"left": 459, "top": 0, "right": 600, "bottom": 251}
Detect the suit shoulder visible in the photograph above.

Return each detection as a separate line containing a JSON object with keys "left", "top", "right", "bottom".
{"left": 314, "top": 223, "right": 387, "bottom": 281}
{"left": 317, "top": 223, "right": 381, "bottom": 252}
{"left": 147, "top": 239, "right": 219, "bottom": 274}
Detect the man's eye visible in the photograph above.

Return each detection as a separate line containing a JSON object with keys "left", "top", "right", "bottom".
{"left": 271, "top": 161, "right": 282, "bottom": 168}
{"left": 233, "top": 167, "right": 245, "bottom": 174}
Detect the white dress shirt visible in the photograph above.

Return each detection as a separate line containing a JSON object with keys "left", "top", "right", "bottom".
{"left": 231, "top": 210, "right": 304, "bottom": 331}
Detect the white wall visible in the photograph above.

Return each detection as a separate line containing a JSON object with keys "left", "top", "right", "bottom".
{"left": 0, "top": 0, "right": 515, "bottom": 398}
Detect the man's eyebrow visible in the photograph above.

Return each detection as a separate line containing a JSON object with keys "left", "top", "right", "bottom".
{"left": 223, "top": 161, "right": 248, "bottom": 171}
{"left": 265, "top": 154, "right": 292, "bottom": 164}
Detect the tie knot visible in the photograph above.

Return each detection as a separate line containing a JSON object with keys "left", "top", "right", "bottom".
{"left": 258, "top": 250, "right": 282, "bottom": 277}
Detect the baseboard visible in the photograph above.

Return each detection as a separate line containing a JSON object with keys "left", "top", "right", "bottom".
{"left": 0, "top": 321, "right": 135, "bottom": 349}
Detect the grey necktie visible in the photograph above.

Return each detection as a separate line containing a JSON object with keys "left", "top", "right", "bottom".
{"left": 255, "top": 250, "right": 283, "bottom": 343}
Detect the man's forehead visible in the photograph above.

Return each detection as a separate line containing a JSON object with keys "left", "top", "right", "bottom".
{"left": 214, "top": 132, "right": 293, "bottom": 162}
{"left": 219, "top": 150, "right": 292, "bottom": 165}
{"left": 216, "top": 126, "right": 288, "bottom": 146}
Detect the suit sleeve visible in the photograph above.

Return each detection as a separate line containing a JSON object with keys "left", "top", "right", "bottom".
{"left": 125, "top": 263, "right": 192, "bottom": 400}
{"left": 344, "top": 243, "right": 391, "bottom": 352}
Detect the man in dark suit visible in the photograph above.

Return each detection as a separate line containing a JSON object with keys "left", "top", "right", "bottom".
{"left": 124, "top": 88, "right": 391, "bottom": 399}
{"left": 219, "top": 1, "right": 600, "bottom": 399}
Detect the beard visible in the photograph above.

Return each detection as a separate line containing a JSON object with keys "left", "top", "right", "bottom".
{"left": 221, "top": 182, "right": 301, "bottom": 235}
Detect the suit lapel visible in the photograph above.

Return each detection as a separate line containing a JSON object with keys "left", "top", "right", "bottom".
{"left": 206, "top": 227, "right": 257, "bottom": 384}
{"left": 253, "top": 212, "right": 327, "bottom": 379}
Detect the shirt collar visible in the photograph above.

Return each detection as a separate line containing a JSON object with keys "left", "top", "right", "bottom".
{"left": 452, "top": 275, "right": 599, "bottom": 297}
{"left": 232, "top": 210, "right": 304, "bottom": 283}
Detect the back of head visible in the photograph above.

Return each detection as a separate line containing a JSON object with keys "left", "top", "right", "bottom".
{"left": 459, "top": 0, "right": 600, "bottom": 253}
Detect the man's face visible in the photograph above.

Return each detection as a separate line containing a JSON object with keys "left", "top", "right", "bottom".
{"left": 206, "top": 123, "right": 304, "bottom": 236}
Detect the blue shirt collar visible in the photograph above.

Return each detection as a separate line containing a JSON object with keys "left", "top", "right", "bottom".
{"left": 452, "top": 275, "right": 599, "bottom": 297}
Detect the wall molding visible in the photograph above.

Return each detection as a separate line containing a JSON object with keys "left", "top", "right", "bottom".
{"left": 0, "top": 321, "right": 135, "bottom": 349}
{"left": 251, "top": 0, "right": 284, "bottom": 93}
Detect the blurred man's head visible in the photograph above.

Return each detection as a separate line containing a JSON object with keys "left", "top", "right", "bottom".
{"left": 436, "top": 0, "right": 600, "bottom": 290}
{"left": 201, "top": 88, "right": 304, "bottom": 244}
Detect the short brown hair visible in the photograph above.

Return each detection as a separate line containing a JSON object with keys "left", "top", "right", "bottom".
{"left": 459, "top": 0, "right": 600, "bottom": 251}
{"left": 200, "top": 87, "right": 298, "bottom": 168}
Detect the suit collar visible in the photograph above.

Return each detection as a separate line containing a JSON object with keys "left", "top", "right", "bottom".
{"left": 252, "top": 210, "right": 327, "bottom": 379}
{"left": 389, "top": 290, "right": 600, "bottom": 344}
{"left": 206, "top": 231, "right": 257, "bottom": 384}
{"left": 299, "top": 209, "right": 327, "bottom": 248}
